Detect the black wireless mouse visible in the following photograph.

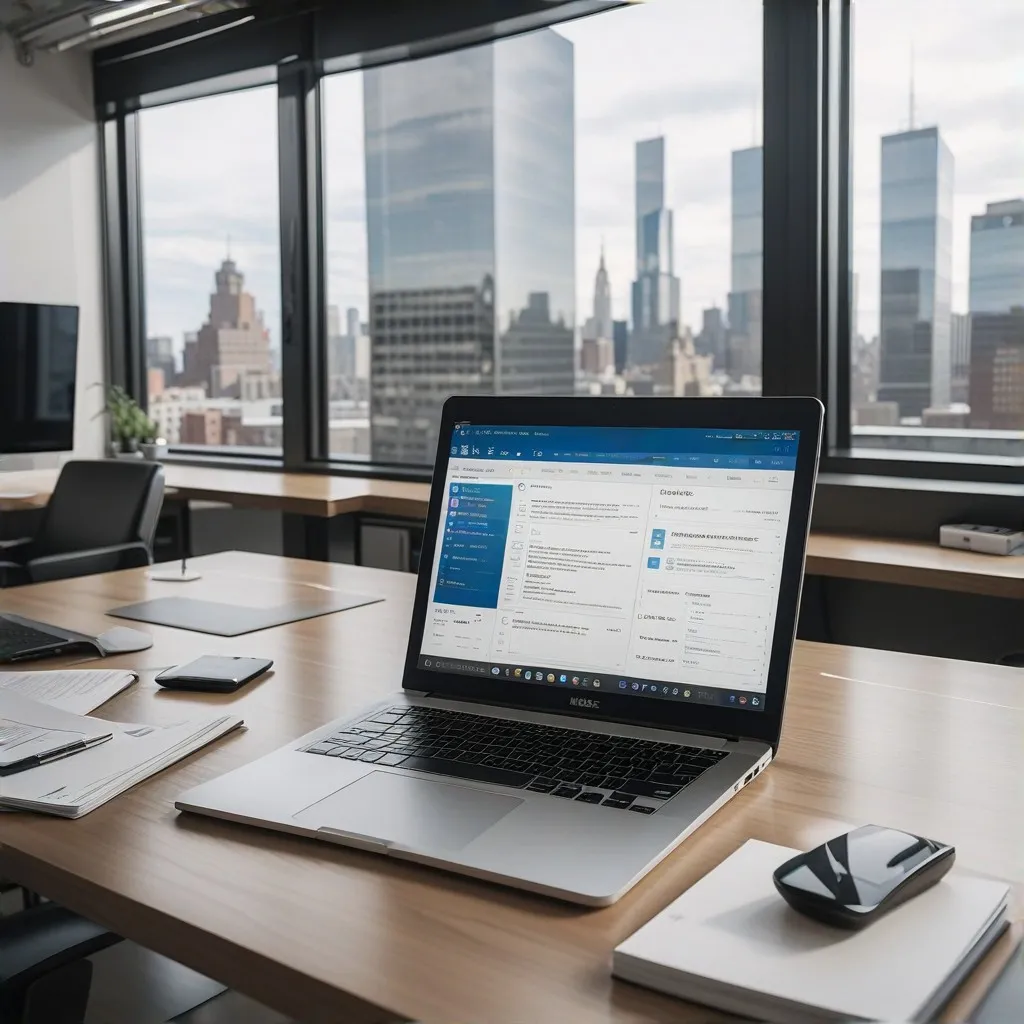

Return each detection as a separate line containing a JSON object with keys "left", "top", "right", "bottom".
{"left": 773, "top": 824, "right": 955, "bottom": 929}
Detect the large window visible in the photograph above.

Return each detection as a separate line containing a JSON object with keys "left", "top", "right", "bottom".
{"left": 848, "top": 0, "right": 1023, "bottom": 460}
{"left": 323, "top": 1, "right": 762, "bottom": 466}
{"left": 139, "top": 85, "right": 282, "bottom": 453}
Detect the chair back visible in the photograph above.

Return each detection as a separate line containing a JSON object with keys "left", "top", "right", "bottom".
{"left": 34, "top": 460, "right": 164, "bottom": 557}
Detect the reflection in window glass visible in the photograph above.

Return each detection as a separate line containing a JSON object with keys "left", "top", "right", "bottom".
{"left": 324, "top": 2, "right": 762, "bottom": 465}
{"left": 140, "top": 86, "right": 282, "bottom": 453}
{"left": 850, "top": 0, "right": 1023, "bottom": 458}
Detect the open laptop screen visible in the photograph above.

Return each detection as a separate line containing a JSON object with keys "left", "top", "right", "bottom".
{"left": 417, "top": 424, "right": 799, "bottom": 712}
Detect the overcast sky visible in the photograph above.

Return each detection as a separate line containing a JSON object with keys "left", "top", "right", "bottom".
{"left": 140, "top": 0, "right": 1021, "bottom": 356}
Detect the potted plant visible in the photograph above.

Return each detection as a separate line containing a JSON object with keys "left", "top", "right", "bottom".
{"left": 103, "top": 386, "right": 165, "bottom": 459}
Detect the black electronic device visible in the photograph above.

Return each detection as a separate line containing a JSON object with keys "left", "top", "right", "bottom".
{"left": 155, "top": 656, "right": 274, "bottom": 692}
{"left": 0, "top": 302, "right": 79, "bottom": 455}
{"left": 773, "top": 824, "right": 955, "bottom": 929}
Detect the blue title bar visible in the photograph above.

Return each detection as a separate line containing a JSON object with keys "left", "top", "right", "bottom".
{"left": 447, "top": 424, "right": 799, "bottom": 471}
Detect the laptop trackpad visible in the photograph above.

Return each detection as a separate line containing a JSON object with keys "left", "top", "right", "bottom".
{"left": 292, "top": 771, "right": 522, "bottom": 852}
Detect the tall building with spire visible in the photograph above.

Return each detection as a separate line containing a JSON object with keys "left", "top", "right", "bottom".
{"left": 582, "top": 244, "right": 613, "bottom": 343}
{"left": 592, "top": 245, "right": 612, "bottom": 341}
{"left": 876, "top": 126, "right": 954, "bottom": 419}
{"left": 180, "top": 257, "right": 273, "bottom": 398}
{"left": 630, "top": 136, "right": 680, "bottom": 367}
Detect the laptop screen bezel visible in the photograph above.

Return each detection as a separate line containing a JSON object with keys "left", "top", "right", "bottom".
{"left": 402, "top": 396, "right": 823, "bottom": 751}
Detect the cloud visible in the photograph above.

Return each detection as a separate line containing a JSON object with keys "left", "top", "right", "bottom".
{"left": 138, "top": 0, "right": 1019, "bottom": 352}
{"left": 579, "top": 79, "right": 759, "bottom": 137}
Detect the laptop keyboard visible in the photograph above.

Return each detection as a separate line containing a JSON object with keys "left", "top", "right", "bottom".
{"left": 302, "top": 705, "right": 728, "bottom": 814}
{"left": 0, "top": 618, "right": 65, "bottom": 662}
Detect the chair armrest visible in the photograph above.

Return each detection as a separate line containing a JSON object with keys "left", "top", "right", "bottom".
{"left": 27, "top": 542, "right": 153, "bottom": 583}
{"left": 0, "top": 904, "right": 120, "bottom": 992}
{"left": 0, "top": 539, "right": 34, "bottom": 558}
{"left": 0, "top": 561, "right": 30, "bottom": 588}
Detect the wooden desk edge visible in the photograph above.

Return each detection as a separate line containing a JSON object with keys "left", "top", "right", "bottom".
{"left": 0, "top": 842, "right": 404, "bottom": 1024}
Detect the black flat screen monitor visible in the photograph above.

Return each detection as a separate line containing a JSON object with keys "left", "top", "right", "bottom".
{"left": 0, "top": 302, "right": 79, "bottom": 455}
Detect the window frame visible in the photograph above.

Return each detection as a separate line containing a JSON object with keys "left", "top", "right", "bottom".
{"left": 96, "top": 0, "right": 1020, "bottom": 487}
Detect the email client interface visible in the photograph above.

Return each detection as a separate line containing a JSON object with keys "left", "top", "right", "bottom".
{"left": 419, "top": 425, "right": 800, "bottom": 711}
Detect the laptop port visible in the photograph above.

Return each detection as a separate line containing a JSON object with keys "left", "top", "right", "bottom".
{"left": 744, "top": 772, "right": 753, "bottom": 784}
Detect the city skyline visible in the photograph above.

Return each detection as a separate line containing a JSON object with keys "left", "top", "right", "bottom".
{"left": 139, "top": 1, "right": 1020, "bottom": 411}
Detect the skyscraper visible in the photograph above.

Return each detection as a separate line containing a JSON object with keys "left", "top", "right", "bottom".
{"left": 146, "top": 335, "right": 176, "bottom": 389}
{"left": 968, "top": 198, "right": 1024, "bottom": 429}
{"left": 876, "top": 127, "right": 954, "bottom": 419}
{"left": 630, "top": 137, "right": 680, "bottom": 367}
{"left": 364, "top": 31, "right": 575, "bottom": 464}
{"left": 950, "top": 312, "right": 971, "bottom": 405}
{"left": 180, "top": 258, "right": 273, "bottom": 398}
{"left": 584, "top": 244, "right": 613, "bottom": 342}
{"left": 697, "top": 305, "right": 727, "bottom": 370}
{"left": 727, "top": 146, "right": 763, "bottom": 381}
{"left": 612, "top": 320, "right": 629, "bottom": 374}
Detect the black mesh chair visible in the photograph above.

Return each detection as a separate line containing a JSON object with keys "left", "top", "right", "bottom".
{"left": 0, "top": 903, "right": 121, "bottom": 1024}
{"left": 0, "top": 461, "right": 164, "bottom": 588}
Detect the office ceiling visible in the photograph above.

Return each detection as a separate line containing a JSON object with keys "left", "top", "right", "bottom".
{"left": 0, "top": 0, "right": 249, "bottom": 58}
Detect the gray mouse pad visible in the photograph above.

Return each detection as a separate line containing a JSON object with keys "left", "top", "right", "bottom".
{"left": 107, "top": 594, "right": 383, "bottom": 637}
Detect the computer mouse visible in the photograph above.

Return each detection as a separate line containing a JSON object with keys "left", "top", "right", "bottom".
{"left": 773, "top": 824, "right": 955, "bottom": 929}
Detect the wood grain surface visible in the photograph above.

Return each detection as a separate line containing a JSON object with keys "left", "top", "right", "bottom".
{"left": 0, "top": 551, "right": 1020, "bottom": 1023}
{"left": 806, "top": 532, "right": 1024, "bottom": 599}
{"left": 5, "top": 468, "right": 1022, "bottom": 598}
{"left": 0, "top": 465, "right": 429, "bottom": 519}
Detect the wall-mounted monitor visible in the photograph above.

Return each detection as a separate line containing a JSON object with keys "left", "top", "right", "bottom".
{"left": 0, "top": 302, "right": 80, "bottom": 455}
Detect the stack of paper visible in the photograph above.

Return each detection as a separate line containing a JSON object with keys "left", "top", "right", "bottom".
{"left": 0, "top": 669, "right": 137, "bottom": 714}
{"left": 0, "top": 691, "right": 114, "bottom": 773}
{"left": 0, "top": 670, "right": 242, "bottom": 818}
{"left": 0, "top": 712, "right": 242, "bottom": 818}
{"left": 613, "top": 839, "right": 1009, "bottom": 1024}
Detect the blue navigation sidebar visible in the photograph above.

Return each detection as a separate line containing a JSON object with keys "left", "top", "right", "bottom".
{"left": 433, "top": 482, "right": 513, "bottom": 608}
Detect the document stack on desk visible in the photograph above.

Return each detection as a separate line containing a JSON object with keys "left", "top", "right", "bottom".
{"left": 613, "top": 839, "right": 1010, "bottom": 1024}
{"left": 0, "top": 668, "right": 138, "bottom": 713}
{"left": 0, "top": 674, "right": 242, "bottom": 818}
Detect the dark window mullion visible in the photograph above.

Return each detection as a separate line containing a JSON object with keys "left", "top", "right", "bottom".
{"left": 123, "top": 111, "right": 148, "bottom": 409}
{"left": 761, "top": 0, "right": 823, "bottom": 399}
{"left": 277, "top": 59, "right": 324, "bottom": 468}
{"left": 827, "top": 0, "right": 853, "bottom": 451}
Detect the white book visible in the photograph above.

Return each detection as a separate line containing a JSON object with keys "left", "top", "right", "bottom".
{"left": 0, "top": 669, "right": 137, "bottom": 715}
{"left": 0, "top": 713, "right": 243, "bottom": 818}
{"left": 614, "top": 839, "right": 1009, "bottom": 1024}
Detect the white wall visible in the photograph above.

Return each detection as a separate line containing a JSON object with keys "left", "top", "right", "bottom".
{"left": 0, "top": 41, "right": 105, "bottom": 467}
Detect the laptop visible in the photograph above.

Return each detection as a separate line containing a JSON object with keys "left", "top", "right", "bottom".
{"left": 0, "top": 614, "right": 95, "bottom": 663}
{"left": 177, "top": 396, "right": 823, "bottom": 905}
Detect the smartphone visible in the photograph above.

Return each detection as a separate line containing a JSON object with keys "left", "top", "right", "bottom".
{"left": 155, "top": 656, "right": 273, "bottom": 692}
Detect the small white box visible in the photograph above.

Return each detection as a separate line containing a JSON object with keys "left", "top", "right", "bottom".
{"left": 939, "top": 523, "right": 1024, "bottom": 555}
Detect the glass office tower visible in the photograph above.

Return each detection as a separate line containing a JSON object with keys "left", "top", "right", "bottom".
{"left": 630, "top": 136, "right": 680, "bottom": 368}
{"left": 364, "top": 30, "right": 575, "bottom": 465}
{"left": 968, "top": 198, "right": 1024, "bottom": 429}
{"left": 727, "top": 145, "right": 763, "bottom": 381}
{"left": 876, "top": 126, "right": 954, "bottom": 420}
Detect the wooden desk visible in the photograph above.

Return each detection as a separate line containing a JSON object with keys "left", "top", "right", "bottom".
{"left": 0, "top": 465, "right": 430, "bottom": 561}
{"left": 5, "top": 467, "right": 1022, "bottom": 597}
{"left": 806, "top": 532, "right": 1024, "bottom": 599}
{"left": 0, "top": 465, "right": 428, "bottom": 519}
{"left": 0, "top": 552, "right": 1019, "bottom": 1023}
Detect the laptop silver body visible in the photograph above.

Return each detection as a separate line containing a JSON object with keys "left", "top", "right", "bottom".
{"left": 177, "top": 397, "right": 822, "bottom": 905}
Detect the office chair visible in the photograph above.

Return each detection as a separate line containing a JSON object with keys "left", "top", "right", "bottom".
{"left": 0, "top": 902, "right": 121, "bottom": 1024}
{"left": 0, "top": 461, "right": 164, "bottom": 588}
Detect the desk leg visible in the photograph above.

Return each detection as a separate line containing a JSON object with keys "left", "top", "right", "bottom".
{"left": 282, "top": 514, "right": 331, "bottom": 561}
